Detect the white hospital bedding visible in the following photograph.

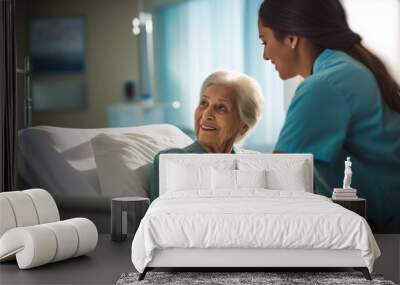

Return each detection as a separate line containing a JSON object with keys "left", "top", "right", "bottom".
{"left": 131, "top": 190, "right": 380, "bottom": 273}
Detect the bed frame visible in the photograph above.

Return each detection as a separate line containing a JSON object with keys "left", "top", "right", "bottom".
{"left": 140, "top": 248, "right": 371, "bottom": 280}
{"left": 139, "top": 154, "right": 372, "bottom": 281}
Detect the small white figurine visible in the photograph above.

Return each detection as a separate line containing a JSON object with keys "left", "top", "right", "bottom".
{"left": 342, "top": 157, "right": 352, "bottom": 189}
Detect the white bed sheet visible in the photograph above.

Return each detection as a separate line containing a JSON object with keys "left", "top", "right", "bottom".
{"left": 131, "top": 190, "right": 380, "bottom": 273}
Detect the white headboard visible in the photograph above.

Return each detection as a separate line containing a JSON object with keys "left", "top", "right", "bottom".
{"left": 159, "top": 153, "right": 314, "bottom": 195}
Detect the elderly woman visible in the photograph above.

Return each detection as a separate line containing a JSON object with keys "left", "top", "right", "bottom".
{"left": 148, "top": 70, "right": 264, "bottom": 201}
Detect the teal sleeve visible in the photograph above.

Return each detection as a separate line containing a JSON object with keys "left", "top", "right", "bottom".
{"left": 275, "top": 77, "right": 351, "bottom": 196}
{"left": 275, "top": 77, "right": 351, "bottom": 162}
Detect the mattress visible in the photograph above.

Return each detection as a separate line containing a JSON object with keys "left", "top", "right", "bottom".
{"left": 131, "top": 190, "right": 380, "bottom": 273}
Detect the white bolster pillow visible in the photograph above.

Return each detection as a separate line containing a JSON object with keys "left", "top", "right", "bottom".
{"left": 0, "top": 196, "right": 17, "bottom": 237}
{"left": 23, "top": 188, "right": 60, "bottom": 224}
{"left": 0, "top": 191, "right": 40, "bottom": 227}
{"left": 0, "top": 218, "right": 98, "bottom": 269}
{"left": 64, "top": 218, "right": 98, "bottom": 257}
{"left": 0, "top": 189, "right": 60, "bottom": 238}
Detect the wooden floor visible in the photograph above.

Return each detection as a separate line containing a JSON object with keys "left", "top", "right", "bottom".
{"left": 0, "top": 234, "right": 134, "bottom": 285}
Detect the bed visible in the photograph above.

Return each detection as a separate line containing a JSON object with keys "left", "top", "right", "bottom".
{"left": 17, "top": 124, "right": 193, "bottom": 232}
{"left": 131, "top": 153, "right": 380, "bottom": 280}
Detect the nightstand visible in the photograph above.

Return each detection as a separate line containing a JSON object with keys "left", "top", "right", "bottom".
{"left": 111, "top": 197, "right": 149, "bottom": 242}
{"left": 331, "top": 198, "right": 366, "bottom": 218}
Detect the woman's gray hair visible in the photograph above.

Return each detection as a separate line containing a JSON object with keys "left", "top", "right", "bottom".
{"left": 199, "top": 69, "right": 264, "bottom": 141}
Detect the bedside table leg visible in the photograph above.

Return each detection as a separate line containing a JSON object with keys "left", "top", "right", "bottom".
{"left": 138, "top": 268, "right": 148, "bottom": 281}
{"left": 354, "top": 267, "right": 371, "bottom": 280}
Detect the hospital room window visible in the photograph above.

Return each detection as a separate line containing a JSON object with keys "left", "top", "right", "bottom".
{"left": 153, "top": 0, "right": 285, "bottom": 152}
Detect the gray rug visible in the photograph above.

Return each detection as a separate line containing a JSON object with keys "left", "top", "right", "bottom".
{"left": 116, "top": 271, "right": 396, "bottom": 285}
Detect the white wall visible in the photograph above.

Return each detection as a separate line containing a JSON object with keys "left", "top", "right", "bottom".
{"left": 342, "top": 0, "right": 400, "bottom": 83}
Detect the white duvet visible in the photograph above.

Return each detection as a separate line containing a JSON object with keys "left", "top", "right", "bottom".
{"left": 131, "top": 190, "right": 380, "bottom": 273}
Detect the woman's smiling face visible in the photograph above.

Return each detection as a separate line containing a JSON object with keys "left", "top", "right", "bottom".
{"left": 258, "top": 20, "right": 298, "bottom": 80}
{"left": 194, "top": 84, "right": 245, "bottom": 153}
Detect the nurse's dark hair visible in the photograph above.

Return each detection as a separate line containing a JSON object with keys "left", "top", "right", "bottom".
{"left": 259, "top": 0, "right": 400, "bottom": 113}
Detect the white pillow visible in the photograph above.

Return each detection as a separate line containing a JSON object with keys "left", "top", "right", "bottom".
{"left": 91, "top": 128, "right": 192, "bottom": 197}
{"left": 165, "top": 158, "right": 236, "bottom": 193}
{"left": 167, "top": 163, "right": 211, "bottom": 191}
{"left": 266, "top": 161, "right": 307, "bottom": 191}
{"left": 212, "top": 169, "right": 236, "bottom": 190}
{"left": 211, "top": 169, "right": 268, "bottom": 190}
{"left": 236, "top": 169, "right": 268, "bottom": 189}
{"left": 238, "top": 158, "right": 308, "bottom": 191}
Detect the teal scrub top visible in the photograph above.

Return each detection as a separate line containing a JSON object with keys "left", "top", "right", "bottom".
{"left": 275, "top": 49, "right": 400, "bottom": 233}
